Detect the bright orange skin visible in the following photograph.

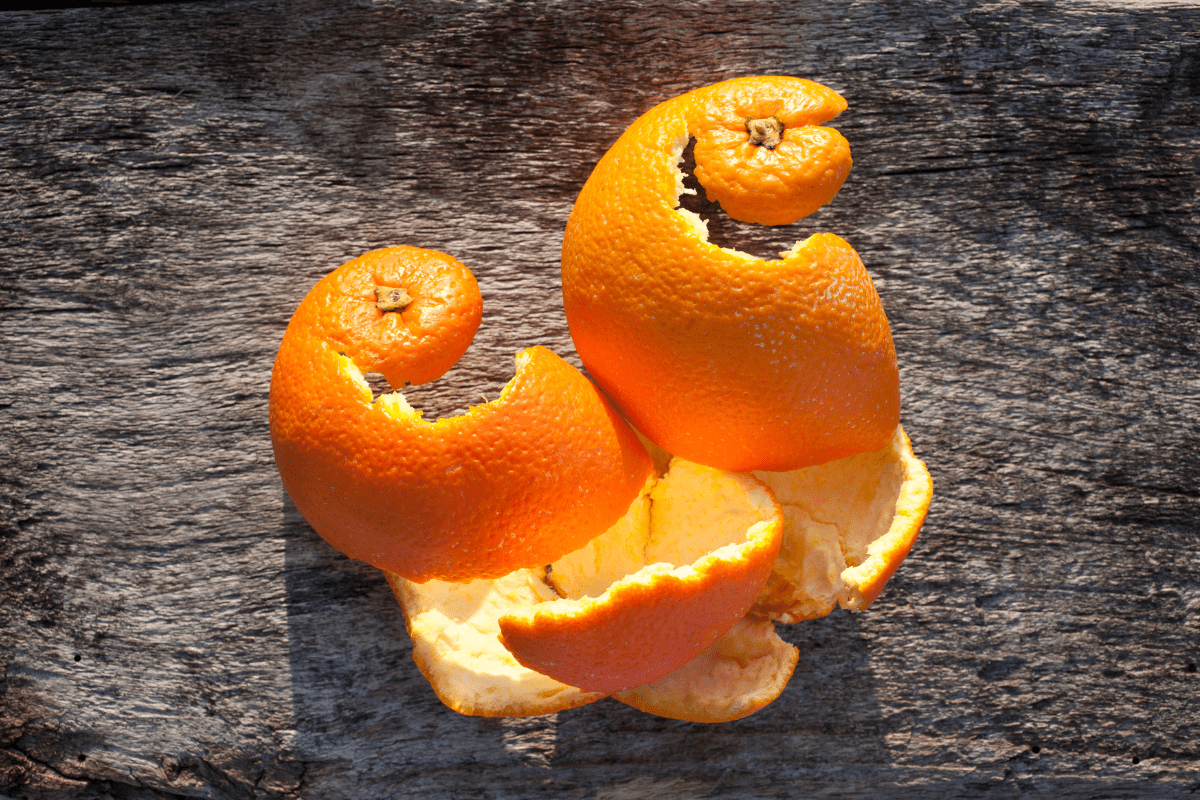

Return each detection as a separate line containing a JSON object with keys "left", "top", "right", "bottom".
{"left": 270, "top": 247, "right": 654, "bottom": 583}
{"left": 562, "top": 76, "right": 900, "bottom": 473}
{"left": 497, "top": 520, "right": 781, "bottom": 693}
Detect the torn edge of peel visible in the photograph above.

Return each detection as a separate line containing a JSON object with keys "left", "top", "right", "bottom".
{"left": 840, "top": 428, "right": 933, "bottom": 611}
{"left": 333, "top": 346, "right": 536, "bottom": 425}
{"left": 667, "top": 131, "right": 814, "bottom": 265}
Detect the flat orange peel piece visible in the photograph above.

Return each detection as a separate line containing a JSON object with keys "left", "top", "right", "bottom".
{"left": 385, "top": 569, "right": 606, "bottom": 717}
{"left": 270, "top": 246, "right": 655, "bottom": 582}
{"left": 614, "top": 616, "right": 798, "bottom": 723}
{"left": 498, "top": 459, "right": 783, "bottom": 693}
{"left": 752, "top": 424, "right": 934, "bottom": 622}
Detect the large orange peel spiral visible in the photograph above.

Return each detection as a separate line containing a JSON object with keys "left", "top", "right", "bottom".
{"left": 270, "top": 77, "right": 935, "bottom": 726}
{"left": 269, "top": 246, "right": 654, "bottom": 583}
{"left": 562, "top": 76, "right": 900, "bottom": 473}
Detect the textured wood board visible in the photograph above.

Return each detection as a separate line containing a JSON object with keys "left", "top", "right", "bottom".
{"left": 1, "top": 1, "right": 1198, "bottom": 798}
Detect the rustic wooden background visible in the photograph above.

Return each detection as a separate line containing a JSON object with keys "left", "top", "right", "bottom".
{"left": 2, "top": 1, "right": 1198, "bottom": 798}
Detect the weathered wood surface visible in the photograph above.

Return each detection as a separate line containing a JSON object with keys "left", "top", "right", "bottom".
{"left": 2, "top": 1, "right": 1198, "bottom": 798}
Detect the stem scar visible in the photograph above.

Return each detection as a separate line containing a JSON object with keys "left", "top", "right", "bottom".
{"left": 746, "top": 116, "right": 784, "bottom": 149}
{"left": 376, "top": 286, "right": 413, "bottom": 313}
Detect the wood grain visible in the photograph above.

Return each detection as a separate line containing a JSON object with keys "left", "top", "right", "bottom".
{"left": 2, "top": 1, "right": 1198, "bottom": 798}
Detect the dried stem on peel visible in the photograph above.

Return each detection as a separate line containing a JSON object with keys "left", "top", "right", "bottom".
{"left": 375, "top": 286, "right": 413, "bottom": 313}
{"left": 746, "top": 116, "right": 784, "bottom": 149}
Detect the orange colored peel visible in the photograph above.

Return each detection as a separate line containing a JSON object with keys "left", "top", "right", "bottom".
{"left": 498, "top": 459, "right": 783, "bottom": 693}
{"left": 690, "top": 78, "right": 851, "bottom": 225}
{"left": 270, "top": 246, "right": 654, "bottom": 582}
{"left": 752, "top": 425, "right": 933, "bottom": 622}
{"left": 562, "top": 76, "right": 899, "bottom": 473}
{"left": 270, "top": 78, "right": 934, "bottom": 725}
{"left": 384, "top": 462, "right": 797, "bottom": 721}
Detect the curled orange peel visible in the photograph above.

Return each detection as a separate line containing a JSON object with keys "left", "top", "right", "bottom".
{"left": 688, "top": 77, "right": 851, "bottom": 225}
{"left": 497, "top": 459, "right": 783, "bottom": 693}
{"left": 562, "top": 76, "right": 899, "bottom": 473}
{"left": 270, "top": 78, "right": 935, "bottom": 725}
{"left": 385, "top": 461, "right": 797, "bottom": 721}
{"left": 752, "top": 424, "right": 934, "bottom": 622}
{"left": 269, "top": 246, "right": 654, "bottom": 583}
{"left": 382, "top": 425, "right": 930, "bottom": 721}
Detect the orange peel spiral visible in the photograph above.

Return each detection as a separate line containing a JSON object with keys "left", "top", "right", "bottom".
{"left": 269, "top": 246, "right": 654, "bottom": 583}
{"left": 562, "top": 76, "right": 900, "bottom": 473}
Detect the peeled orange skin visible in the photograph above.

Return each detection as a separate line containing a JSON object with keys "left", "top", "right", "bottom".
{"left": 613, "top": 616, "right": 798, "bottom": 723}
{"left": 384, "top": 569, "right": 606, "bottom": 717}
{"left": 496, "top": 552, "right": 775, "bottom": 693}
{"left": 497, "top": 461, "right": 783, "bottom": 694}
{"left": 752, "top": 424, "right": 933, "bottom": 622}
{"left": 269, "top": 246, "right": 654, "bottom": 583}
{"left": 562, "top": 76, "right": 900, "bottom": 473}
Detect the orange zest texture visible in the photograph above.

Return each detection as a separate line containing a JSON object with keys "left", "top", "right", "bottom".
{"left": 562, "top": 76, "right": 900, "bottom": 473}
{"left": 269, "top": 246, "right": 654, "bottom": 582}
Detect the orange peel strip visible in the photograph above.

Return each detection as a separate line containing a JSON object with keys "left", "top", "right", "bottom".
{"left": 270, "top": 246, "right": 654, "bottom": 583}
{"left": 498, "top": 459, "right": 783, "bottom": 693}
{"left": 385, "top": 569, "right": 606, "bottom": 717}
{"left": 613, "top": 616, "right": 798, "bottom": 723}
{"left": 752, "top": 424, "right": 934, "bottom": 622}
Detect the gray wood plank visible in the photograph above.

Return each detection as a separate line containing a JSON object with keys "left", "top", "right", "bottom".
{"left": 2, "top": 1, "right": 1198, "bottom": 798}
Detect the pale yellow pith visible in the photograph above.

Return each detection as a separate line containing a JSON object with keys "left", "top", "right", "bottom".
{"left": 752, "top": 424, "right": 933, "bottom": 622}
{"left": 386, "top": 569, "right": 604, "bottom": 717}
{"left": 537, "top": 457, "right": 779, "bottom": 612}
{"left": 614, "top": 616, "right": 798, "bottom": 723}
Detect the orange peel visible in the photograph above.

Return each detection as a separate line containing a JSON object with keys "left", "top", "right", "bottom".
{"left": 385, "top": 463, "right": 797, "bottom": 721}
{"left": 269, "top": 246, "right": 654, "bottom": 583}
{"left": 562, "top": 76, "right": 899, "bottom": 473}
{"left": 752, "top": 424, "right": 934, "bottom": 622}
{"left": 613, "top": 616, "right": 798, "bottom": 723}
{"left": 384, "top": 569, "right": 605, "bottom": 717}
{"left": 497, "top": 459, "right": 783, "bottom": 693}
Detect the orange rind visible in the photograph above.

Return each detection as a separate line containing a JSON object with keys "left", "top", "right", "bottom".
{"left": 498, "top": 459, "right": 783, "bottom": 693}
{"left": 689, "top": 78, "right": 852, "bottom": 225}
{"left": 752, "top": 425, "right": 933, "bottom": 622}
{"left": 562, "top": 76, "right": 899, "bottom": 473}
{"left": 385, "top": 463, "right": 797, "bottom": 720}
{"left": 613, "top": 616, "right": 799, "bottom": 723}
{"left": 270, "top": 246, "right": 654, "bottom": 583}
{"left": 270, "top": 78, "right": 935, "bottom": 726}
{"left": 384, "top": 569, "right": 606, "bottom": 717}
